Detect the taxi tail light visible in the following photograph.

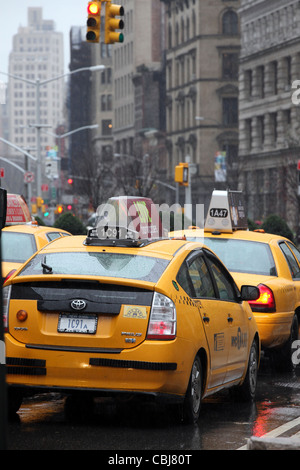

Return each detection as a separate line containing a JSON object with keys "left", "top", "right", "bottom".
{"left": 3, "top": 285, "right": 12, "bottom": 332}
{"left": 3, "top": 269, "right": 16, "bottom": 284}
{"left": 147, "top": 292, "right": 176, "bottom": 340}
{"left": 248, "top": 284, "right": 276, "bottom": 313}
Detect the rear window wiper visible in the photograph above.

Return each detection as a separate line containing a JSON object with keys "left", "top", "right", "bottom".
{"left": 41, "top": 256, "right": 53, "bottom": 274}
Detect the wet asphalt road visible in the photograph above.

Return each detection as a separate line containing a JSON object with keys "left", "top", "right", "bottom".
{"left": 5, "top": 358, "right": 300, "bottom": 451}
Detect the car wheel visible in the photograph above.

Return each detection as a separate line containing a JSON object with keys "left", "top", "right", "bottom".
{"left": 7, "top": 388, "right": 23, "bottom": 417}
{"left": 182, "top": 355, "right": 202, "bottom": 424}
{"left": 272, "top": 314, "right": 299, "bottom": 372}
{"left": 232, "top": 340, "right": 258, "bottom": 402}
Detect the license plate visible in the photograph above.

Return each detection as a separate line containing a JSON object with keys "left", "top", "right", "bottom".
{"left": 58, "top": 314, "right": 97, "bottom": 334}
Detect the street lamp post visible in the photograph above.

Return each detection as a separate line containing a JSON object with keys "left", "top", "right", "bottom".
{"left": 0, "top": 66, "right": 105, "bottom": 204}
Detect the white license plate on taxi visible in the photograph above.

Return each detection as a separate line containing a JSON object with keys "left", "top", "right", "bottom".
{"left": 58, "top": 313, "right": 97, "bottom": 334}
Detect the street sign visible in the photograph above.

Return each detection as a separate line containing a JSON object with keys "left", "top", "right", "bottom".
{"left": 24, "top": 171, "right": 35, "bottom": 183}
{"left": 41, "top": 184, "right": 49, "bottom": 192}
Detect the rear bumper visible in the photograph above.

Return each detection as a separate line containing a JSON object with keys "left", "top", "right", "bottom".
{"left": 5, "top": 334, "right": 193, "bottom": 399}
{"left": 253, "top": 311, "right": 294, "bottom": 349}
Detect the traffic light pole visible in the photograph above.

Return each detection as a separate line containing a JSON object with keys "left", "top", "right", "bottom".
{"left": 185, "top": 155, "right": 192, "bottom": 223}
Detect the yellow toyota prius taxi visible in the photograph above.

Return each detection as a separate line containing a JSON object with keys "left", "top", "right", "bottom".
{"left": 4, "top": 227, "right": 260, "bottom": 423}
{"left": 171, "top": 190, "right": 300, "bottom": 372}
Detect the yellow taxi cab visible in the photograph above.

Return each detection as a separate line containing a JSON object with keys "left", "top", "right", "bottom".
{"left": 171, "top": 190, "right": 300, "bottom": 372}
{"left": 2, "top": 224, "right": 71, "bottom": 280}
{"left": 4, "top": 225, "right": 260, "bottom": 423}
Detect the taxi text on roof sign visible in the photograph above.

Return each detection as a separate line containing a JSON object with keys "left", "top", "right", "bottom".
{"left": 204, "top": 190, "right": 248, "bottom": 233}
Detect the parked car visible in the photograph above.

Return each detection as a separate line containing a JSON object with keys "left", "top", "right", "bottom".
{"left": 4, "top": 226, "right": 260, "bottom": 422}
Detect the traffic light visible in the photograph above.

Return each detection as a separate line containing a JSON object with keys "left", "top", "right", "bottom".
{"left": 67, "top": 178, "right": 73, "bottom": 185}
{"left": 175, "top": 162, "right": 189, "bottom": 186}
{"left": 105, "top": 1, "right": 125, "bottom": 44}
{"left": 36, "top": 197, "right": 44, "bottom": 208}
{"left": 86, "top": 1, "right": 101, "bottom": 43}
{"left": 56, "top": 205, "right": 64, "bottom": 214}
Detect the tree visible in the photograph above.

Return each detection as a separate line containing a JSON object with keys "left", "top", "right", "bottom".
{"left": 262, "top": 214, "right": 294, "bottom": 242}
{"left": 53, "top": 212, "right": 86, "bottom": 235}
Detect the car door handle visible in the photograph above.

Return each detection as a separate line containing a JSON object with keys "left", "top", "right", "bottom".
{"left": 227, "top": 315, "right": 233, "bottom": 323}
{"left": 202, "top": 314, "right": 210, "bottom": 323}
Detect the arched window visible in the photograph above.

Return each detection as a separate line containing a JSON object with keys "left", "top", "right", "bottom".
{"left": 222, "top": 10, "right": 238, "bottom": 35}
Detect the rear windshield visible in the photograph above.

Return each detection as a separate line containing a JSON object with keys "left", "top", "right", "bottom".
{"left": 18, "top": 251, "right": 169, "bottom": 283}
{"left": 2, "top": 232, "right": 36, "bottom": 263}
{"left": 195, "top": 238, "right": 276, "bottom": 276}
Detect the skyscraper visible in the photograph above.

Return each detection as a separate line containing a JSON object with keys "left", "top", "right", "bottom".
{"left": 7, "top": 7, "right": 64, "bottom": 160}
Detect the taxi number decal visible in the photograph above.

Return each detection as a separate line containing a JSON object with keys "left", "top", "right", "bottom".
{"left": 214, "top": 333, "right": 225, "bottom": 351}
{"left": 231, "top": 328, "right": 247, "bottom": 349}
{"left": 123, "top": 306, "right": 147, "bottom": 319}
{"left": 209, "top": 208, "right": 228, "bottom": 218}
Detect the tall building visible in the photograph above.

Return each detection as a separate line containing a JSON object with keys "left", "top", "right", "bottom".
{"left": 161, "top": 0, "right": 240, "bottom": 207}
{"left": 113, "top": 0, "right": 165, "bottom": 156}
{"left": 238, "top": 0, "right": 300, "bottom": 232}
{"left": 7, "top": 8, "right": 64, "bottom": 167}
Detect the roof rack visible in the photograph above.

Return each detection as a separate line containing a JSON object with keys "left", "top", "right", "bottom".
{"left": 84, "top": 226, "right": 147, "bottom": 247}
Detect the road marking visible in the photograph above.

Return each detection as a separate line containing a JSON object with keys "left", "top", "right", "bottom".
{"left": 238, "top": 416, "right": 300, "bottom": 449}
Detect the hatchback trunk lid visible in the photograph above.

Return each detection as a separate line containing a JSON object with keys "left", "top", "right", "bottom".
{"left": 8, "top": 279, "right": 154, "bottom": 350}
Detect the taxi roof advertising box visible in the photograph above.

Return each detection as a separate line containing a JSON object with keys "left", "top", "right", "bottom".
{"left": 205, "top": 190, "right": 247, "bottom": 233}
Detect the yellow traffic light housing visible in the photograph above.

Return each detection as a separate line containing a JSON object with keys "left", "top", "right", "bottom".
{"left": 175, "top": 162, "right": 189, "bottom": 186}
{"left": 86, "top": 1, "right": 101, "bottom": 43}
{"left": 36, "top": 197, "right": 44, "bottom": 208}
{"left": 105, "top": 1, "right": 125, "bottom": 44}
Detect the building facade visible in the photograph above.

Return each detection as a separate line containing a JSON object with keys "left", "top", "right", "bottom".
{"left": 161, "top": 0, "right": 241, "bottom": 207}
{"left": 7, "top": 8, "right": 64, "bottom": 157}
{"left": 238, "top": 0, "right": 300, "bottom": 232}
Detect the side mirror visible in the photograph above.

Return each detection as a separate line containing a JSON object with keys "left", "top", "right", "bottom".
{"left": 240, "top": 285, "right": 260, "bottom": 301}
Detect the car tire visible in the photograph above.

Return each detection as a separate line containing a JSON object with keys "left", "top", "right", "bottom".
{"left": 231, "top": 340, "right": 258, "bottom": 402}
{"left": 272, "top": 314, "right": 299, "bottom": 372}
{"left": 182, "top": 355, "right": 202, "bottom": 424}
{"left": 7, "top": 388, "right": 23, "bottom": 417}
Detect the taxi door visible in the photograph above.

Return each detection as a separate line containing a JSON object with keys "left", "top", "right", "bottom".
{"left": 204, "top": 251, "right": 249, "bottom": 383}
{"left": 184, "top": 252, "right": 230, "bottom": 389}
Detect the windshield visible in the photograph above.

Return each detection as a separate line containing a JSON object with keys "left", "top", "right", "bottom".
{"left": 190, "top": 237, "right": 276, "bottom": 276}
{"left": 2, "top": 232, "right": 37, "bottom": 263}
{"left": 18, "top": 251, "right": 169, "bottom": 283}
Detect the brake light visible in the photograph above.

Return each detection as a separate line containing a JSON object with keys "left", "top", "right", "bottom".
{"left": 3, "top": 269, "right": 16, "bottom": 284}
{"left": 3, "top": 285, "right": 12, "bottom": 332}
{"left": 147, "top": 292, "right": 176, "bottom": 340}
{"left": 248, "top": 284, "right": 275, "bottom": 312}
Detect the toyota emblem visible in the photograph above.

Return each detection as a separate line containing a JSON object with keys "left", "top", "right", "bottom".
{"left": 70, "top": 299, "right": 87, "bottom": 311}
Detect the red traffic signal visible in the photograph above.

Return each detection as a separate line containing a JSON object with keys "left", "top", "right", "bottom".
{"left": 86, "top": 1, "right": 101, "bottom": 43}
{"left": 87, "top": 1, "right": 100, "bottom": 15}
{"left": 67, "top": 178, "right": 73, "bottom": 184}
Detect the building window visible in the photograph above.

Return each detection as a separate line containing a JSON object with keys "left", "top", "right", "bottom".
{"left": 222, "top": 10, "right": 238, "bottom": 35}
{"left": 256, "top": 65, "right": 265, "bottom": 99}
{"left": 257, "top": 116, "right": 264, "bottom": 148}
{"left": 102, "top": 119, "right": 112, "bottom": 136}
{"left": 244, "top": 69, "right": 252, "bottom": 98}
{"left": 222, "top": 53, "right": 239, "bottom": 79}
{"left": 222, "top": 97, "right": 238, "bottom": 126}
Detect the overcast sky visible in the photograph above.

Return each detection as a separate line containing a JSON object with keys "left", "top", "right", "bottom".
{"left": 0, "top": 0, "right": 87, "bottom": 81}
